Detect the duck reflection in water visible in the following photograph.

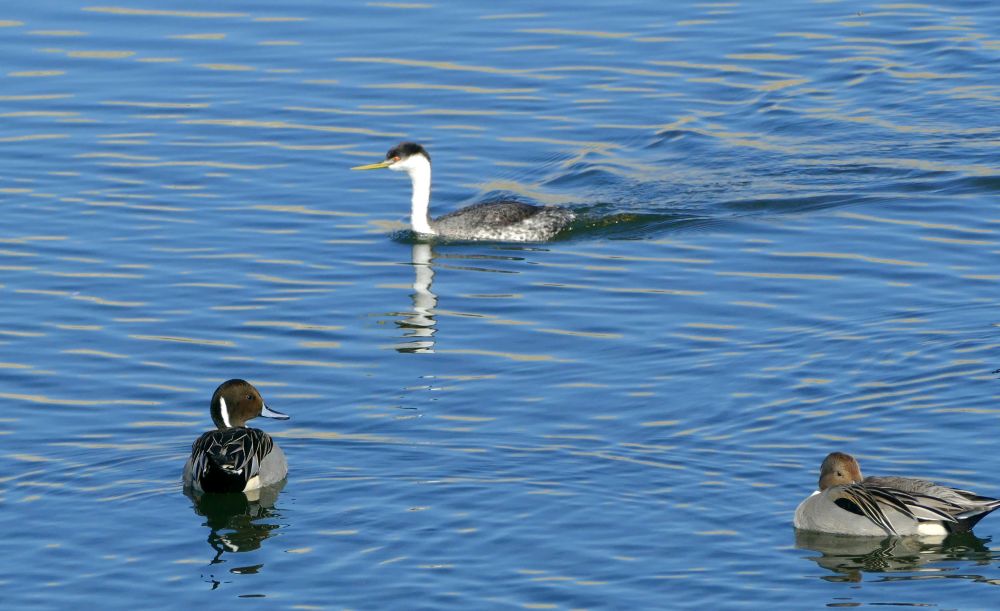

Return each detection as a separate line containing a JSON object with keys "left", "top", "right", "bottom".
{"left": 186, "top": 480, "right": 286, "bottom": 571}
{"left": 396, "top": 242, "right": 437, "bottom": 354}
{"left": 795, "top": 529, "right": 995, "bottom": 583}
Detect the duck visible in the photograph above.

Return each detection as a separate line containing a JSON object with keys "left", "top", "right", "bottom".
{"left": 794, "top": 451, "right": 1000, "bottom": 536}
{"left": 351, "top": 142, "right": 575, "bottom": 242}
{"left": 183, "top": 379, "right": 289, "bottom": 494}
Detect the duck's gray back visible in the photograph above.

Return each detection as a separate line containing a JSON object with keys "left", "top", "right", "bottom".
{"left": 866, "top": 476, "right": 1000, "bottom": 513}
{"left": 866, "top": 476, "right": 976, "bottom": 503}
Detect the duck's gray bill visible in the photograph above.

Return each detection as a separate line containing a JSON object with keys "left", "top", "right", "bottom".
{"left": 260, "top": 404, "right": 290, "bottom": 420}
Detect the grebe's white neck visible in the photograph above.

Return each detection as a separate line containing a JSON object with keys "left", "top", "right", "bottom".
{"left": 391, "top": 154, "right": 434, "bottom": 235}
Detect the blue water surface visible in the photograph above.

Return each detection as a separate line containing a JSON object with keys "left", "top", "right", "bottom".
{"left": 1, "top": 0, "right": 999, "bottom": 608}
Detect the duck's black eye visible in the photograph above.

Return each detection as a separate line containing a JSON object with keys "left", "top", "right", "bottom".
{"left": 247, "top": 394, "right": 253, "bottom": 401}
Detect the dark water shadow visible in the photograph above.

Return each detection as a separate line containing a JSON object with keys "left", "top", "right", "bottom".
{"left": 566, "top": 205, "right": 719, "bottom": 240}
{"left": 795, "top": 529, "right": 999, "bottom": 584}
{"left": 185, "top": 480, "right": 287, "bottom": 584}
{"left": 717, "top": 193, "right": 883, "bottom": 218}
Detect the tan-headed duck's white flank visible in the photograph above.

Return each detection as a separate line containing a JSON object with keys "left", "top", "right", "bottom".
{"left": 183, "top": 379, "right": 289, "bottom": 494}
{"left": 794, "top": 452, "right": 1000, "bottom": 537}
{"left": 351, "top": 142, "right": 575, "bottom": 242}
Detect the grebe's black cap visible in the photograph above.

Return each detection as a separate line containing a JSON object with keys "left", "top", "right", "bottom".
{"left": 386, "top": 142, "right": 430, "bottom": 162}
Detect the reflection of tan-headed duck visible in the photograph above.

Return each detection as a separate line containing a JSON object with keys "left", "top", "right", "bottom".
{"left": 794, "top": 452, "right": 1000, "bottom": 536}
{"left": 183, "top": 379, "right": 289, "bottom": 493}
{"left": 352, "top": 142, "right": 575, "bottom": 242}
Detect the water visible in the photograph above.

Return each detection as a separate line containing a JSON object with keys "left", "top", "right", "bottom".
{"left": 1, "top": 0, "right": 999, "bottom": 607}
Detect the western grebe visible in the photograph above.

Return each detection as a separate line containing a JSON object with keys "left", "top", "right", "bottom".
{"left": 351, "top": 142, "right": 575, "bottom": 242}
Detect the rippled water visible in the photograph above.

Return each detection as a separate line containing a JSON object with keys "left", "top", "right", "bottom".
{"left": 2, "top": 0, "right": 999, "bottom": 608}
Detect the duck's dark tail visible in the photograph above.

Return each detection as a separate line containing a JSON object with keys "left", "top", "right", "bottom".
{"left": 199, "top": 449, "right": 248, "bottom": 493}
{"left": 954, "top": 497, "right": 1000, "bottom": 532}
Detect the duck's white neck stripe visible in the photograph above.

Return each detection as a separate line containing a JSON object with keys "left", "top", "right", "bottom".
{"left": 219, "top": 396, "right": 231, "bottom": 428}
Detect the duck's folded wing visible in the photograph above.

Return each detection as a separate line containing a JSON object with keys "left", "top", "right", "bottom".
{"left": 832, "top": 483, "right": 910, "bottom": 535}
{"left": 866, "top": 476, "right": 993, "bottom": 521}
{"left": 867, "top": 486, "right": 957, "bottom": 524}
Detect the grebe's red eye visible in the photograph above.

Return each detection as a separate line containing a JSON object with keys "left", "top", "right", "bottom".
{"left": 393, "top": 156, "right": 400, "bottom": 162}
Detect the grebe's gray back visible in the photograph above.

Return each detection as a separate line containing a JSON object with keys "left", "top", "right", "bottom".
{"left": 352, "top": 142, "right": 575, "bottom": 242}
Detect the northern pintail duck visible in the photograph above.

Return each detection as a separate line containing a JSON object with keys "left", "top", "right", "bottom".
{"left": 794, "top": 452, "right": 1000, "bottom": 536}
{"left": 183, "top": 379, "right": 289, "bottom": 493}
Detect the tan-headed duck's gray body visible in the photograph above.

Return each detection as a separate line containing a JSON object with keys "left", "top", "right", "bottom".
{"left": 794, "top": 452, "right": 1000, "bottom": 537}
